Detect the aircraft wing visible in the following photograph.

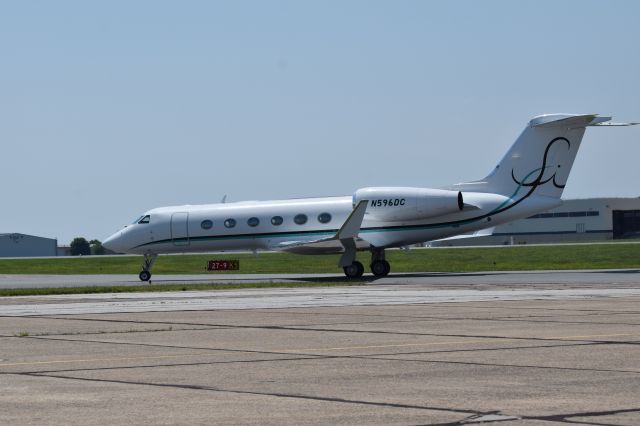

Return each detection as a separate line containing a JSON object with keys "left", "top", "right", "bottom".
{"left": 275, "top": 237, "right": 370, "bottom": 255}
{"left": 431, "top": 227, "right": 495, "bottom": 242}
{"left": 273, "top": 200, "right": 369, "bottom": 255}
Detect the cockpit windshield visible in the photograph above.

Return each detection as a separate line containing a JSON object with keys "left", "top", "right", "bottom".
{"left": 132, "top": 215, "right": 150, "bottom": 224}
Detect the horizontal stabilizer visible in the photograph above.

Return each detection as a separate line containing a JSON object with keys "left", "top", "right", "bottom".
{"left": 529, "top": 114, "right": 638, "bottom": 129}
{"left": 589, "top": 121, "right": 639, "bottom": 127}
{"left": 588, "top": 116, "right": 638, "bottom": 126}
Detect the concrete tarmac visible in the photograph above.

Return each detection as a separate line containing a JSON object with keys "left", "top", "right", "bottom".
{"left": 1, "top": 273, "right": 640, "bottom": 424}
{"left": 2, "top": 268, "right": 640, "bottom": 288}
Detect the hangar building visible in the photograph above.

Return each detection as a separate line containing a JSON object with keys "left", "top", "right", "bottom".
{"left": 0, "top": 233, "right": 58, "bottom": 257}
{"left": 433, "top": 197, "right": 640, "bottom": 246}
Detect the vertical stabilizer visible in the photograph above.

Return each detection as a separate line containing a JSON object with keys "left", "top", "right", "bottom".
{"left": 456, "top": 114, "right": 603, "bottom": 198}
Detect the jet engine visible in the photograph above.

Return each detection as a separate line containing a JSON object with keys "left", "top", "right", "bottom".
{"left": 353, "top": 187, "right": 464, "bottom": 221}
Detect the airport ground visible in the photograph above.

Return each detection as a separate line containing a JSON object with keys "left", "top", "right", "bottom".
{"left": 2, "top": 271, "right": 640, "bottom": 425}
{"left": 2, "top": 242, "right": 640, "bottom": 277}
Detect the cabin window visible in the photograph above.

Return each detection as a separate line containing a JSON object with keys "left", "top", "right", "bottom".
{"left": 294, "top": 214, "right": 308, "bottom": 225}
{"left": 247, "top": 217, "right": 260, "bottom": 227}
{"left": 201, "top": 220, "right": 213, "bottom": 230}
{"left": 138, "top": 215, "right": 150, "bottom": 224}
{"left": 318, "top": 212, "right": 332, "bottom": 224}
{"left": 271, "top": 216, "right": 283, "bottom": 226}
{"left": 224, "top": 218, "right": 236, "bottom": 228}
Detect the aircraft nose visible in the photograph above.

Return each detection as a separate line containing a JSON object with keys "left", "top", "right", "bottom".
{"left": 103, "top": 231, "right": 124, "bottom": 253}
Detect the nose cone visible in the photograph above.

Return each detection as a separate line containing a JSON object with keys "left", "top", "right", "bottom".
{"left": 103, "top": 231, "right": 125, "bottom": 253}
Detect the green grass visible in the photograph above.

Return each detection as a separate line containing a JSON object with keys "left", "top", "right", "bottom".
{"left": 0, "top": 243, "right": 639, "bottom": 276}
{"left": 0, "top": 281, "right": 364, "bottom": 297}
{"left": 1, "top": 243, "right": 638, "bottom": 297}
{"left": 386, "top": 243, "right": 640, "bottom": 272}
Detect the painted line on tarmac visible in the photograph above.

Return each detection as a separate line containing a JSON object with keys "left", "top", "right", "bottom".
{"left": 277, "top": 339, "right": 493, "bottom": 352}
{"left": 276, "top": 332, "right": 640, "bottom": 353}
{"left": 3, "top": 332, "right": 638, "bottom": 369}
{"left": 550, "top": 332, "right": 640, "bottom": 340}
{"left": 0, "top": 352, "right": 208, "bottom": 368}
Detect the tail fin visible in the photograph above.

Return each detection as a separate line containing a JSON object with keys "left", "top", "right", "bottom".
{"left": 455, "top": 114, "right": 628, "bottom": 198}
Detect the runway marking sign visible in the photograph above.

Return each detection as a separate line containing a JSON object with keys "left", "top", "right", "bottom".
{"left": 206, "top": 260, "right": 240, "bottom": 271}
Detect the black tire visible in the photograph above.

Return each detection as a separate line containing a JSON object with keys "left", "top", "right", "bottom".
{"left": 343, "top": 261, "right": 364, "bottom": 278}
{"left": 371, "top": 260, "right": 391, "bottom": 277}
{"left": 139, "top": 270, "right": 152, "bottom": 282}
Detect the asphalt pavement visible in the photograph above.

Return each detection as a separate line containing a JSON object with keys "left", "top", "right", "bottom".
{"left": 1, "top": 271, "right": 640, "bottom": 425}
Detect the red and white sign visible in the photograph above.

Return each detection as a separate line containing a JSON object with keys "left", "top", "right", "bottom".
{"left": 206, "top": 260, "right": 240, "bottom": 271}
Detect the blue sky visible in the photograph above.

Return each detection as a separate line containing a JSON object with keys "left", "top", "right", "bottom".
{"left": 1, "top": 1, "right": 639, "bottom": 243}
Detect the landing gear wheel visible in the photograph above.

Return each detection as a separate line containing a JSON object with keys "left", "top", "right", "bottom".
{"left": 370, "top": 260, "right": 391, "bottom": 277}
{"left": 343, "top": 261, "right": 364, "bottom": 278}
{"left": 139, "top": 253, "right": 157, "bottom": 282}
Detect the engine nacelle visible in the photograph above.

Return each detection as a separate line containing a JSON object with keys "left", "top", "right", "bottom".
{"left": 353, "top": 187, "right": 464, "bottom": 221}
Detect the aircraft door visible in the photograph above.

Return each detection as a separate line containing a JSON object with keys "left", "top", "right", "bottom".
{"left": 171, "top": 212, "right": 190, "bottom": 246}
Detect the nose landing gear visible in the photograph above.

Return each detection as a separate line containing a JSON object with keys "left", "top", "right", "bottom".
{"left": 139, "top": 254, "right": 157, "bottom": 282}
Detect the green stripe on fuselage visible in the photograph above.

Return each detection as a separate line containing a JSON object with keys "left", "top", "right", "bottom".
{"left": 135, "top": 169, "right": 551, "bottom": 249}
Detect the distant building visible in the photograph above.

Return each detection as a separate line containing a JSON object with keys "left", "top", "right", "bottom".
{"left": 57, "top": 245, "right": 72, "bottom": 257}
{"left": 432, "top": 197, "right": 640, "bottom": 246}
{"left": 0, "top": 233, "right": 58, "bottom": 257}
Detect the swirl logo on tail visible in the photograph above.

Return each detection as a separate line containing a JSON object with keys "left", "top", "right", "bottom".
{"left": 511, "top": 137, "right": 571, "bottom": 191}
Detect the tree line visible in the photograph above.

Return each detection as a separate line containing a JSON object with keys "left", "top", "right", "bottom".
{"left": 69, "top": 237, "right": 116, "bottom": 256}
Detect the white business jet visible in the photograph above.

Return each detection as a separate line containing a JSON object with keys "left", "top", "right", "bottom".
{"left": 103, "top": 114, "right": 636, "bottom": 281}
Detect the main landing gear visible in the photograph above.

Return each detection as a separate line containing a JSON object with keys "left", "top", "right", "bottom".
{"left": 370, "top": 259, "right": 391, "bottom": 277}
{"left": 342, "top": 247, "right": 391, "bottom": 279}
{"left": 139, "top": 253, "right": 157, "bottom": 282}
{"left": 369, "top": 247, "right": 390, "bottom": 277}
{"left": 343, "top": 261, "right": 364, "bottom": 278}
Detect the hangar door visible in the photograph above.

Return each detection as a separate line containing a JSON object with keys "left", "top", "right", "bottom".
{"left": 612, "top": 210, "right": 640, "bottom": 239}
{"left": 171, "top": 212, "right": 190, "bottom": 246}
